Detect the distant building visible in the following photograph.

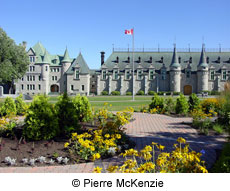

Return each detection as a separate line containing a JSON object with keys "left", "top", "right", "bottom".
{"left": 15, "top": 42, "right": 230, "bottom": 95}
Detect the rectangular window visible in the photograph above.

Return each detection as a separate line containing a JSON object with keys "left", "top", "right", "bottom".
{"left": 21, "top": 84, "right": 24, "bottom": 90}
{"left": 33, "top": 76, "right": 35, "bottom": 81}
{"left": 210, "top": 71, "right": 215, "bottom": 80}
{"left": 27, "top": 76, "right": 29, "bottom": 81}
{"left": 186, "top": 71, "right": 191, "bottom": 78}
{"left": 55, "top": 76, "right": 57, "bottom": 80}
{"left": 30, "top": 85, "right": 32, "bottom": 90}
{"left": 33, "top": 57, "right": 35, "bottom": 63}
{"left": 161, "top": 70, "right": 166, "bottom": 80}
{"left": 39, "top": 75, "right": 41, "bottom": 81}
{"left": 30, "top": 76, "right": 32, "bottom": 81}
{"left": 39, "top": 84, "right": 41, "bottom": 90}
{"left": 21, "top": 77, "right": 24, "bottom": 81}
{"left": 82, "top": 85, "right": 85, "bottom": 91}
{"left": 149, "top": 70, "right": 154, "bottom": 80}
{"left": 222, "top": 70, "right": 227, "bottom": 80}
{"left": 75, "top": 70, "right": 80, "bottom": 79}
{"left": 102, "top": 71, "right": 106, "bottom": 80}
{"left": 30, "top": 56, "right": 33, "bottom": 62}
{"left": 33, "top": 84, "right": 35, "bottom": 90}
{"left": 71, "top": 85, "right": 74, "bottom": 90}
{"left": 126, "top": 71, "right": 130, "bottom": 80}
{"left": 52, "top": 76, "right": 54, "bottom": 81}
{"left": 27, "top": 85, "right": 29, "bottom": 90}
{"left": 137, "top": 70, "right": 142, "bottom": 80}
{"left": 113, "top": 70, "right": 118, "bottom": 80}
{"left": 45, "top": 66, "right": 48, "bottom": 71}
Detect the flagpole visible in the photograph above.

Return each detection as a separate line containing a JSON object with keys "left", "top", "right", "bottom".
{"left": 132, "top": 28, "right": 135, "bottom": 101}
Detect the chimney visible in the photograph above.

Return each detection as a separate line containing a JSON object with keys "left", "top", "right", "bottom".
{"left": 138, "top": 56, "right": 141, "bottom": 63}
{"left": 116, "top": 56, "right": 119, "bottom": 63}
{"left": 149, "top": 56, "right": 152, "bottom": 63}
{"left": 22, "top": 41, "right": 27, "bottom": 50}
{"left": 128, "top": 56, "right": 130, "bottom": 63}
{"left": 100, "top": 51, "right": 105, "bottom": 66}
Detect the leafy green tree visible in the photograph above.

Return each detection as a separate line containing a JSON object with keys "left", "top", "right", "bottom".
{"left": 175, "top": 94, "right": 189, "bottom": 114}
{"left": 188, "top": 93, "right": 200, "bottom": 111}
{"left": 0, "top": 27, "right": 29, "bottom": 92}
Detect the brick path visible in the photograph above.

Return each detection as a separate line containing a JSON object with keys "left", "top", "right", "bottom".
{"left": 0, "top": 113, "right": 227, "bottom": 173}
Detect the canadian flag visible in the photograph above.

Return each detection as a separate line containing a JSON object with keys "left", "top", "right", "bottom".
{"left": 125, "top": 29, "right": 133, "bottom": 35}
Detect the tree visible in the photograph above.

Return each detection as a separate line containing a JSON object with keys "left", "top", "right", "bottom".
{"left": 0, "top": 27, "right": 29, "bottom": 93}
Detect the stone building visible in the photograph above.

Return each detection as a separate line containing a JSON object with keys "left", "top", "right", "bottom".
{"left": 15, "top": 42, "right": 230, "bottom": 96}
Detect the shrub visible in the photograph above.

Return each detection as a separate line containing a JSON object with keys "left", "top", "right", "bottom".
{"left": 15, "top": 94, "right": 27, "bottom": 115}
{"left": 175, "top": 94, "right": 189, "bottom": 114}
{"left": 173, "top": 92, "right": 180, "bottom": 95}
{"left": 126, "top": 92, "right": 132, "bottom": 96}
{"left": 166, "top": 92, "right": 171, "bottom": 95}
{"left": 111, "top": 91, "right": 120, "bottom": 95}
{"left": 157, "top": 91, "right": 164, "bottom": 95}
{"left": 148, "top": 91, "right": 155, "bottom": 95}
{"left": 188, "top": 93, "right": 200, "bottom": 112}
{"left": 55, "top": 92, "right": 80, "bottom": 137}
{"left": 210, "top": 91, "right": 221, "bottom": 95}
{"left": 0, "top": 97, "right": 16, "bottom": 117}
{"left": 201, "top": 98, "right": 219, "bottom": 113}
{"left": 136, "top": 90, "right": 145, "bottom": 95}
{"left": 149, "top": 93, "right": 164, "bottom": 112}
{"left": 101, "top": 91, "right": 108, "bottom": 95}
{"left": 23, "top": 95, "right": 59, "bottom": 141}
{"left": 72, "top": 94, "right": 92, "bottom": 122}
{"left": 164, "top": 97, "right": 175, "bottom": 114}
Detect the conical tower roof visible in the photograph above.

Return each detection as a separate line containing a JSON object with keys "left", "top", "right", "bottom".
{"left": 198, "top": 44, "right": 208, "bottom": 68}
{"left": 170, "top": 44, "right": 180, "bottom": 68}
{"left": 62, "top": 47, "right": 71, "bottom": 63}
{"left": 42, "top": 50, "right": 51, "bottom": 64}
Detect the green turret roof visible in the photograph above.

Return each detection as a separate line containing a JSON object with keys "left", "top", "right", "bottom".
{"left": 170, "top": 45, "right": 181, "bottom": 68}
{"left": 42, "top": 50, "right": 51, "bottom": 64}
{"left": 33, "top": 42, "right": 46, "bottom": 56}
{"left": 62, "top": 47, "right": 72, "bottom": 63}
{"left": 66, "top": 52, "right": 90, "bottom": 74}
{"left": 198, "top": 44, "right": 208, "bottom": 68}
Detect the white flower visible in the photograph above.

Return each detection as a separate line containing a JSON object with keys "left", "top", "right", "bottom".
{"left": 4, "top": 156, "right": 11, "bottom": 163}
{"left": 38, "top": 156, "right": 46, "bottom": 164}
{"left": 22, "top": 158, "right": 28, "bottom": 164}
{"left": 62, "top": 157, "right": 69, "bottom": 165}
{"left": 48, "top": 159, "right": 55, "bottom": 165}
{"left": 4, "top": 157, "right": 16, "bottom": 166}
{"left": 57, "top": 157, "right": 63, "bottom": 164}
{"left": 29, "top": 158, "right": 36, "bottom": 166}
{"left": 108, "top": 147, "right": 116, "bottom": 156}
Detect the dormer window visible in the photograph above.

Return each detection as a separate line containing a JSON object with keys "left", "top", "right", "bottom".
{"left": 125, "top": 70, "right": 131, "bottom": 80}
{"left": 75, "top": 70, "right": 80, "bottom": 79}
{"left": 137, "top": 70, "right": 142, "bottom": 80}
{"left": 207, "top": 57, "right": 209, "bottom": 63}
{"left": 210, "top": 70, "right": 215, "bottom": 80}
{"left": 189, "top": 57, "right": 192, "bottom": 63}
{"left": 178, "top": 57, "right": 181, "bottom": 63}
{"left": 102, "top": 70, "right": 106, "bottom": 80}
{"left": 149, "top": 70, "right": 154, "bottom": 80}
{"left": 113, "top": 70, "right": 118, "bottom": 80}
{"left": 29, "top": 56, "right": 35, "bottom": 63}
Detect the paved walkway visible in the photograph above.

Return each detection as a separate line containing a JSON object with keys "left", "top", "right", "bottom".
{"left": 0, "top": 113, "right": 227, "bottom": 173}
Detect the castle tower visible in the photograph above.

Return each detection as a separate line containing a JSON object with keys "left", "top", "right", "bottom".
{"left": 197, "top": 44, "right": 209, "bottom": 93}
{"left": 61, "top": 47, "right": 72, "bottom": 92}
{"left": 170, "top": 44, "right": 181, "bottom": 92}
{"left": 41, "top": 50, "right": 50, "bottom": 94}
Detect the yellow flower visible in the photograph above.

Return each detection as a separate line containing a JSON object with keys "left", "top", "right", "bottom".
{"left": 177, "top": 137, "right": 186, "bottom": 144}
{"left": 92, "top": 153, "right": 101, "bottom": 161}
{"left": 93, "top": 166, "right": 102, "bottom": 173}
{"left": 90, "top": 146, "right": 95, "bottom": 151}
{"left": 115, "top": 134, "right": 121, "bottom": 139}
{"left": 157, "top": 144, "right": 165, "bottom": 151}
{"left": 107, "top": 165, "right": 118, "bottom": 173}
{"left": 64, "top": 142, "right": 69, "bottom": 148}
{"left": 105, "top": 134, "right": 110, "bottom": 138}
{"left": 151, "top": 142, "right": 158, "bottom": 146}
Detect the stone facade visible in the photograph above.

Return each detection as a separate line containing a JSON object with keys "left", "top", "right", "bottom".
{"left": 15, "top": 42, "right": 230, "bottom": 96}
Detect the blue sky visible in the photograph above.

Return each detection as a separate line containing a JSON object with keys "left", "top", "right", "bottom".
{"left": 0, "top": 0, "right": 229, "bottom": 68}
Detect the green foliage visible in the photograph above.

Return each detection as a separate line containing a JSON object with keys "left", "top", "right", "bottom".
{"left": 157, "top": 91, "right": 164, "bottom": 95}
{"left": 101, "top": 91, "right": 108, "bottom": 95}
{"left": 211, "top": 143, "right": 230, "bottom": 173}
{"left": 111, "top": 91, "right": 120, "bottom": 95}
{"left": 148, "top": 91, "right": 155, "bottom": 95}
{"left": 55, "top": 92, "right": 80, "bottom": 137}
{"left": 15, "top": 94, "right": 27, "bottom": 115}
{"left": 72, "top": 94, "right": 92, "bottom": 122}
{"left": 164, "top": 97, "right": 175, "bottom": 114}
{"left": 175, "top": 94, "right": 189, "bottom": 114}
{"left": 212, "top": 124, "right": 224, "bottom": 134}
{"left": 23, "top": 95, "right": 59, "bottom": 141}
{"left": 0, "top": 97, "right": 16, "bottom": 116}
{"left": 0, "top": 27, "right": 30, "bottom": 86}
{"left": 149, "top": 93, "right": 164, "bottom": 110}
{"left": 136, "top": 90, "right": 145, "bottom": 95}
{"left": 210, "top": 91, "right": 221, "bottom": 95}
{"left": 188, "top": 93, "right": 200, "bottom": 111}
{"left": 173, "top": 92, "right": 180, "bottom": 95}
{"left": 192, "top": 118, "right": 211, "bottom": 135}
{"left": 126, "top": 92, "right": 132, "bottom": 96}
